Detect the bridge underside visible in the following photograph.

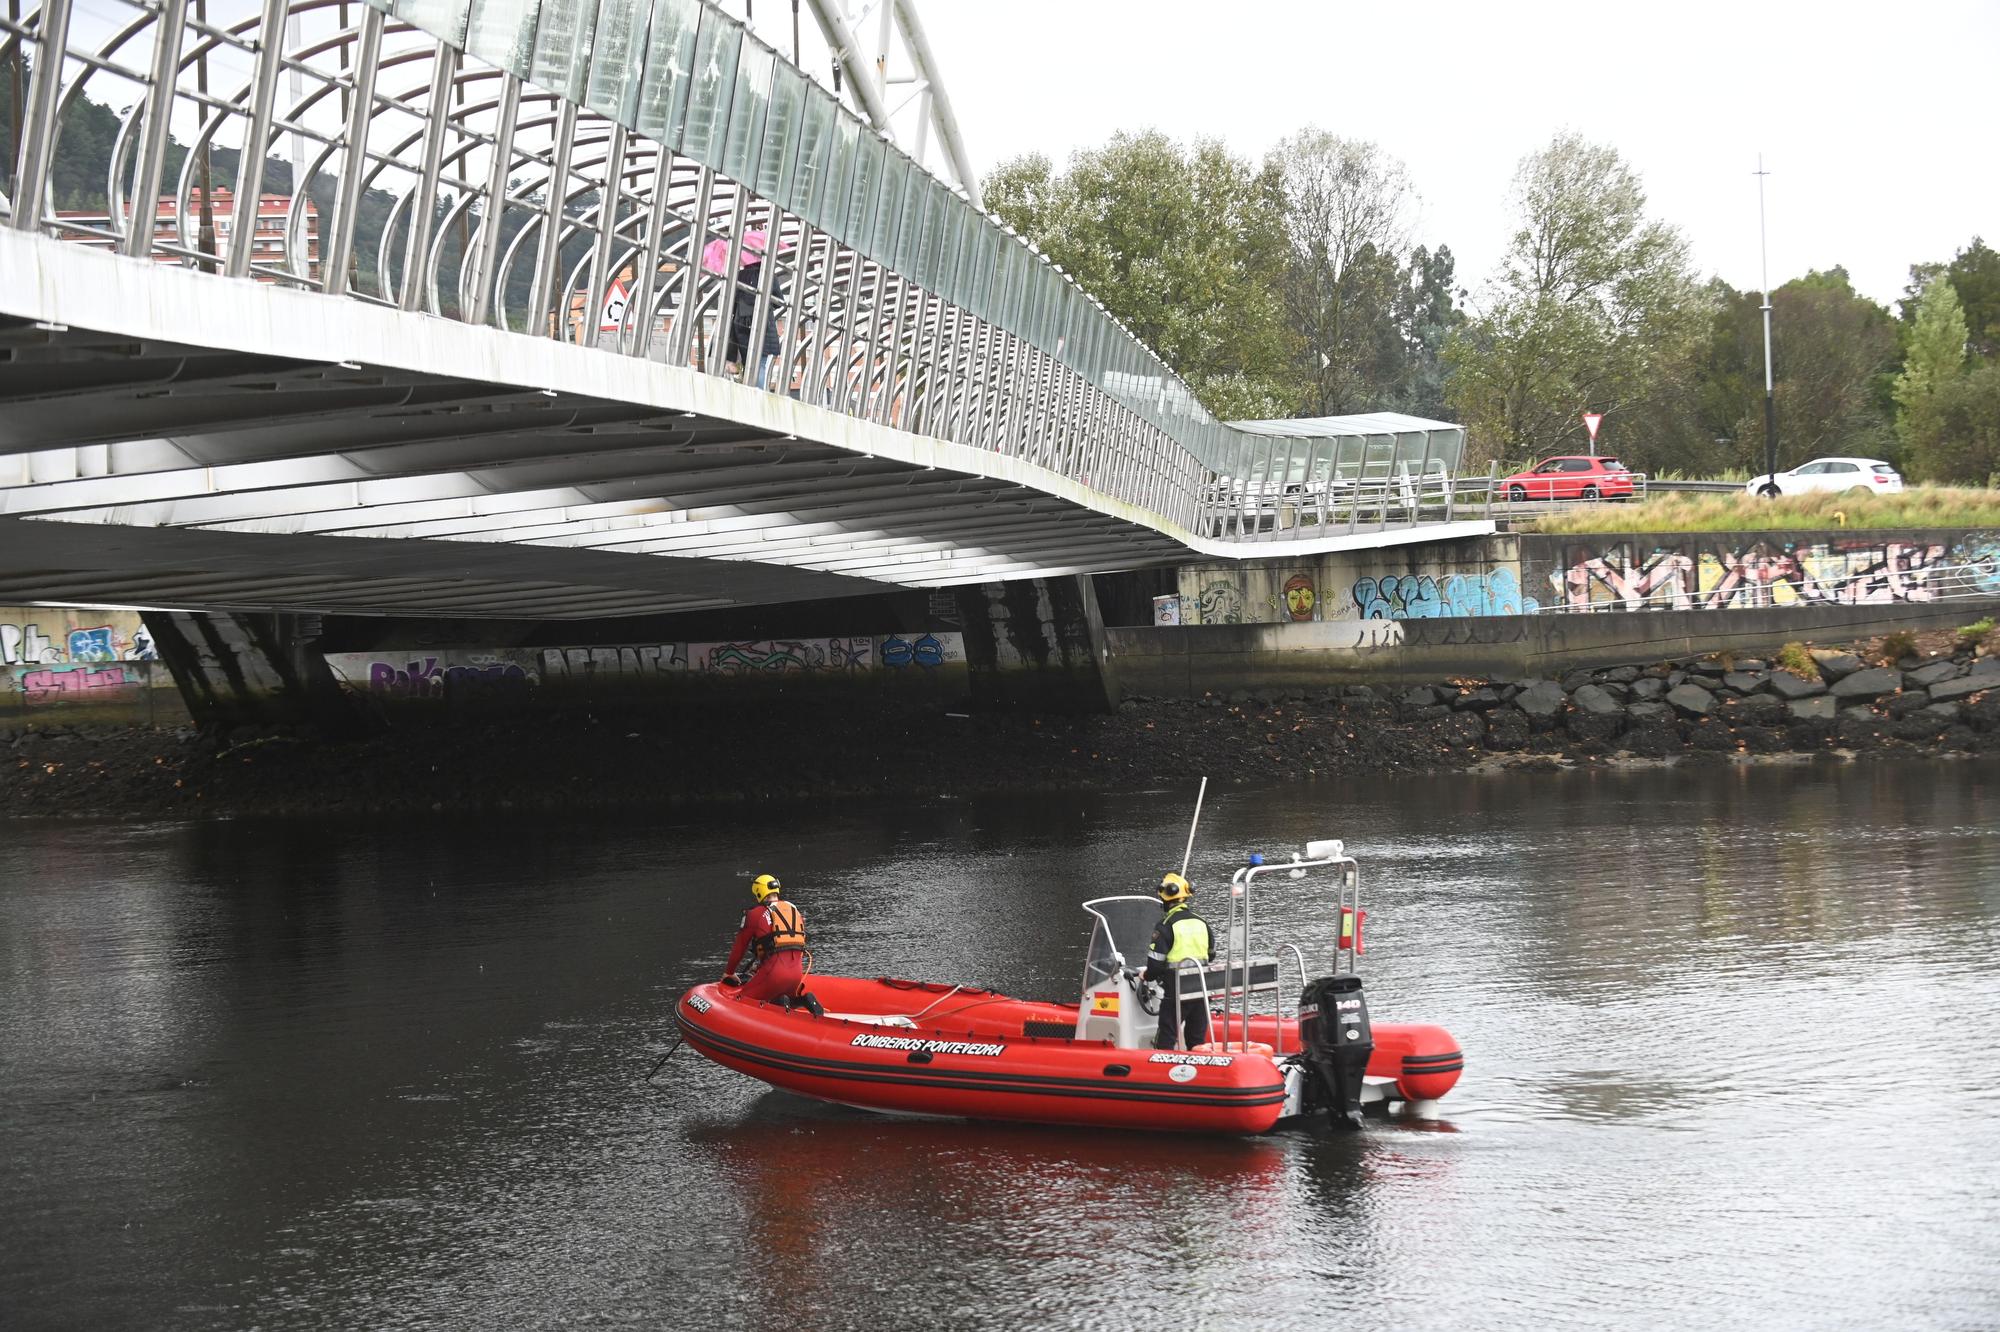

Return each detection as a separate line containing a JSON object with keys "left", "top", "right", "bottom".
{"left": 0, "top": 236, "right": 1490, "bottom": 618}
{"left": 0, "top": 328, "right": 1186, "bottom": 619}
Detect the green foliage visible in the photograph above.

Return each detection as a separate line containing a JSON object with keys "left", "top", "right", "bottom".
{"left": 1443, "top": 132, "right": 1708, "bottom": 467}
{"left": 1902, "top": 362, "right": 2000, "bottom": 486}
{"left": 1268, "top": 130, "right": 1412, "bottom": 415}
{"left": 1775, "top": 642, "right": 1821, "bottom": 682}
{"left": 1903, "top": 237, "right": 2000, "bottom": 363}
{"left": 987, "top": 128, "right": 1469, "bottom": 424}
{"left": 1958, "top": 617, "right": 1997, "bottom": 643}
{"left": 984, "top": 132, "right": 1295, "bottom": 416}
{"left": 1895, "top": 275, "right": 1970, "bottom": 456}
{"left": 1519, "top": 486, "right": 2000, "bottom": 534}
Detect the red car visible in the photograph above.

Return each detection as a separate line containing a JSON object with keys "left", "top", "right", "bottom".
{"left": 1500, "top": 455, "right": 1636, "bottom": 501}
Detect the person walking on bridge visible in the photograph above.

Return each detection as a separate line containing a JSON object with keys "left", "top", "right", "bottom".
{"left": 1144, "top": 873, "right": 1213, "bottom": 1050}
{"left": 723, "top": 874, "right": 821, "bottom": 1014}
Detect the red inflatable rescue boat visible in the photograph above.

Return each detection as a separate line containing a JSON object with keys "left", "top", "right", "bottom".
{"left": 678, "top": 838, "right": 1462, "bottom": 1134}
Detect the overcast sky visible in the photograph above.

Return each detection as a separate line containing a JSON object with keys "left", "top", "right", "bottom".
{"left": 902, "top": 0, "right": 1998, "bottom": 312}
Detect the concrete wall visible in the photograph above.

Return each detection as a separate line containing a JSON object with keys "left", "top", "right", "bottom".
{"left": 1176, "top": 528, "right": 2000, "bottom": 625}
{"left": 1111, "top": 599, "right": 2000, "bottom": 696}
{"left": 0, "top": 606, "right": 186, "bottom": 729}
{"left": 324, "top": 632, "right": 970, "bottom": 710}
{"left": 1175, "top": 536, "right": 1530, "bottom": 623}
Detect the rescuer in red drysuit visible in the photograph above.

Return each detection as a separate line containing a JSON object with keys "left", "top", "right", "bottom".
{"left": 722, "top": 874, "right": 821, "bottom": 1014}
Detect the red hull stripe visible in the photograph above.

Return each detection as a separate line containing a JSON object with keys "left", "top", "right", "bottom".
{"left": 680, "top": 1018, "right": 1287, "bottom": 1110}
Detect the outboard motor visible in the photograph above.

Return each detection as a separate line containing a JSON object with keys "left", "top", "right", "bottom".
{"left": 1298, "top": 975, "right": 1373, "bottom": 1128}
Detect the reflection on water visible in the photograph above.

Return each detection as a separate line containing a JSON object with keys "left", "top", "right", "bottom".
{"left": 3, "top": 761, "right": 1999, "bottom": 1329}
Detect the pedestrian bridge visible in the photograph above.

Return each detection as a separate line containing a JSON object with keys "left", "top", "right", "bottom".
{"left": 0, "top": 0, "right": 1493, "bottom": 618}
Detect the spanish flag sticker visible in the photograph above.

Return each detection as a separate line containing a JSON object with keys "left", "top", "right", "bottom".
{"left": 1091, "top": 991, "right": 1120, "bottom": 1016}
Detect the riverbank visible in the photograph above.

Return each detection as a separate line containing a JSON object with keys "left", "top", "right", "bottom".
{"left": 6, "top": 629, "right": 1995, "bottom": 820}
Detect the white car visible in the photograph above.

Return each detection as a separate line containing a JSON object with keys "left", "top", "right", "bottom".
{"left": 1745, "top": 457, "right": 1904, "bottom": 498}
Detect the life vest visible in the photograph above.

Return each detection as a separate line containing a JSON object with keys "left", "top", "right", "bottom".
{"left": 1165, "top": 906, "right": 1212, "bottom": 964}
{"left": 756, "top": 899, "right": 807, "bottom": 957}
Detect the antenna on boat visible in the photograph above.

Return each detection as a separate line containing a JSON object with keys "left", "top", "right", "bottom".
{"left": 1178, "top": 777, "right": 1209, "bottom": 878}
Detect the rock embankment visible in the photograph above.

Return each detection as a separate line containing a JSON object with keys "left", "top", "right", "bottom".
{"left": 4, "top": 634, "right": 1996, "bottom": 820}
{"left": 1183, "top": 636, "right": 1999, "bottom": 765}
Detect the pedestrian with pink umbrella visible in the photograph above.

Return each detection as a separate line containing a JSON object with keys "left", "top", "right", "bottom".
{"left": 703, "top": 228, "right": 786, "bottom": 386}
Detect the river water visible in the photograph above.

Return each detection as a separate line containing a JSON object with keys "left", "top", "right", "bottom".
{"left": 3, "top": 761, "right": 1998, "bottom": 1330}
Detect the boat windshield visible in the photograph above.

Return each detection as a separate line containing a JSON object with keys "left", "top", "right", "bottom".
{"left": 1079, "top": 896, "right": 1163, "bottom": 993}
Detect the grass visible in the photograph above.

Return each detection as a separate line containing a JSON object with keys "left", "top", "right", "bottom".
{"left": 1775, "top": 642, "right": 1821, "bottom": 681}
{"left": 1876, "top": 629, "right": 1920, "bottom": 664}
{"left": 1516, "top": 487, "right": 2000, "bottom": 535}
{"left": 1960, "top": 617, "right": 1997, "bottom": 644}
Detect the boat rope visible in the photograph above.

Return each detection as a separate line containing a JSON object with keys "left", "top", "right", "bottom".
{"left": 642, "top": 1033, "right": 684, "bottom": 1084}
{"left": 905, "top": 985, "right": 966, "bottom": 1020}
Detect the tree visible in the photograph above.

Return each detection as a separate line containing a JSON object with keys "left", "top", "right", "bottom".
{"left": 1393, "top": 244, "right": 1467, "bottom": 419}
{"left": 1443, "top": 132, "right": 1707, "bottom": 465}
{"left": 984, "top": 131, "right": 1295, "bottom": 420}
{"left": 1894, "top": 274, "right": 1970, "bottom": 452}
{"left": 1267, "top": 130, "right": 1413, "bottom": 416}
{"left": 1905, "top": 364, "right": 2000, "bottom": 484}
{"left": 1901, "top": 237, "right": 2000, "bottom": 363}
{"left": 1760, "top": 269, "right": 1900, "bottom": 463}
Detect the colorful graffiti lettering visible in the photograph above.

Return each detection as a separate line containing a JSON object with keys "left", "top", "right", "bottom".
{"left": 1, "top": 622, "right": 59, "bottom": 665}
{"left": 19, "top": 665, "right": 133, "bottom": 704}
{"left": 1283, "top": 575, "right": 1317, "bottom": 622}
{"left": 1966, "top": 538, "right": 2000, "bottom": 595}
{"left": 363, "top": 657, "right": 532, "bottom": 696}
{"left": 1556, "top": 548, "right": 1697, "bottom": 611}
{"left": 1554, "top": 539, "right": 1957, "bottom": 611}
{"left": 881, "top": 634, "right": 947, "bottom": 668}
{"left": 66, "top": 626, "right": 118, "bottom": 662}
{"left": 539, "top": 644, "right": 686, "bottom": 679}
{"left": 697, "top": 638, "right": 874, "bottom": 675}
{"left": 1353, "top": 568, "right": 1533, "bottom": 619}
{"left": 4, "top": 613, "right": 155, "bottom": 664}
{"left": 1195, "top": 581, "right": 1244, "bottom": 625}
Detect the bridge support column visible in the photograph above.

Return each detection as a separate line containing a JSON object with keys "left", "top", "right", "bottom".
{"left": 142, "top": 611, "right": 371, "bottom": 737}
{"left": 955, "top": 576, "right": 1121, "bottom": 713}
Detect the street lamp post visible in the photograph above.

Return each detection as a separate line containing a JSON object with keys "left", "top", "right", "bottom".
{"left": 1756, "top": 155, "right": 1778, "bottom": 495}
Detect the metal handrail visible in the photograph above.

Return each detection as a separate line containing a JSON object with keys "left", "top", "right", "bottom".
{"left": 1273, "top": 942, "right": 1309, "bottom": 1058}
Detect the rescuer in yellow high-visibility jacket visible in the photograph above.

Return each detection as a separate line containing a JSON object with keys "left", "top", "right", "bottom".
{"left": 1143, "top": 873, "right": 1213, "bottom": 1050}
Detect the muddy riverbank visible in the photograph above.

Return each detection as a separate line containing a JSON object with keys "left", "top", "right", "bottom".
{"left": 6, "top": 630, "right": 1995, "bottom": 820}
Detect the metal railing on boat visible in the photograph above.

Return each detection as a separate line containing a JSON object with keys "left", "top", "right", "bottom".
{"left": 1215, "top": 841, "right": 1361, "bottom": 1055}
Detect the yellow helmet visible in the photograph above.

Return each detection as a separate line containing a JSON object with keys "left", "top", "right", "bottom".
{"left": 750, "top": 873, "right": 783, "bottom": 903}
{"left": 1159, "top": 872, "right": 1192, "bottom": 906}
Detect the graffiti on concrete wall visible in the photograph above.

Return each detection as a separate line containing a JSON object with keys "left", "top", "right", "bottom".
{"left": 3, "top": 613, "right": 156, "bottom": 665}
{"left": 1282, "top": 574, "right": 1317, "bottom": 622}
{"left": 13, "top": 664, "right": 137, "bottom": 704}
{"left": 880, "top": 633, "right": 963, "bottom": 669}
{"left": 1352, "top": 568, "right": 1535, "bottom": 619}
{"left": 1967, "top": 537, "right": 2000, "bottom": 595}
{"left": 326, "top": 634, "right": 964, "bottom": 698}
{"left": 694, "top": 638, "right": 874, "bottom": 675}
{"left": 371, "top": 656, "right": 535, "bottom": 696}
{"left": 1, "top": 622, "right": 58, "bottom": 664}
{"left": 1195, "top": 580, "right": 1245, "bottom": 625}
{"left": 540, "top": 643, "right": 685, "bottom": 680}
{"left": 1549, "top": 538, "right": 1961, "bottom": 611}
